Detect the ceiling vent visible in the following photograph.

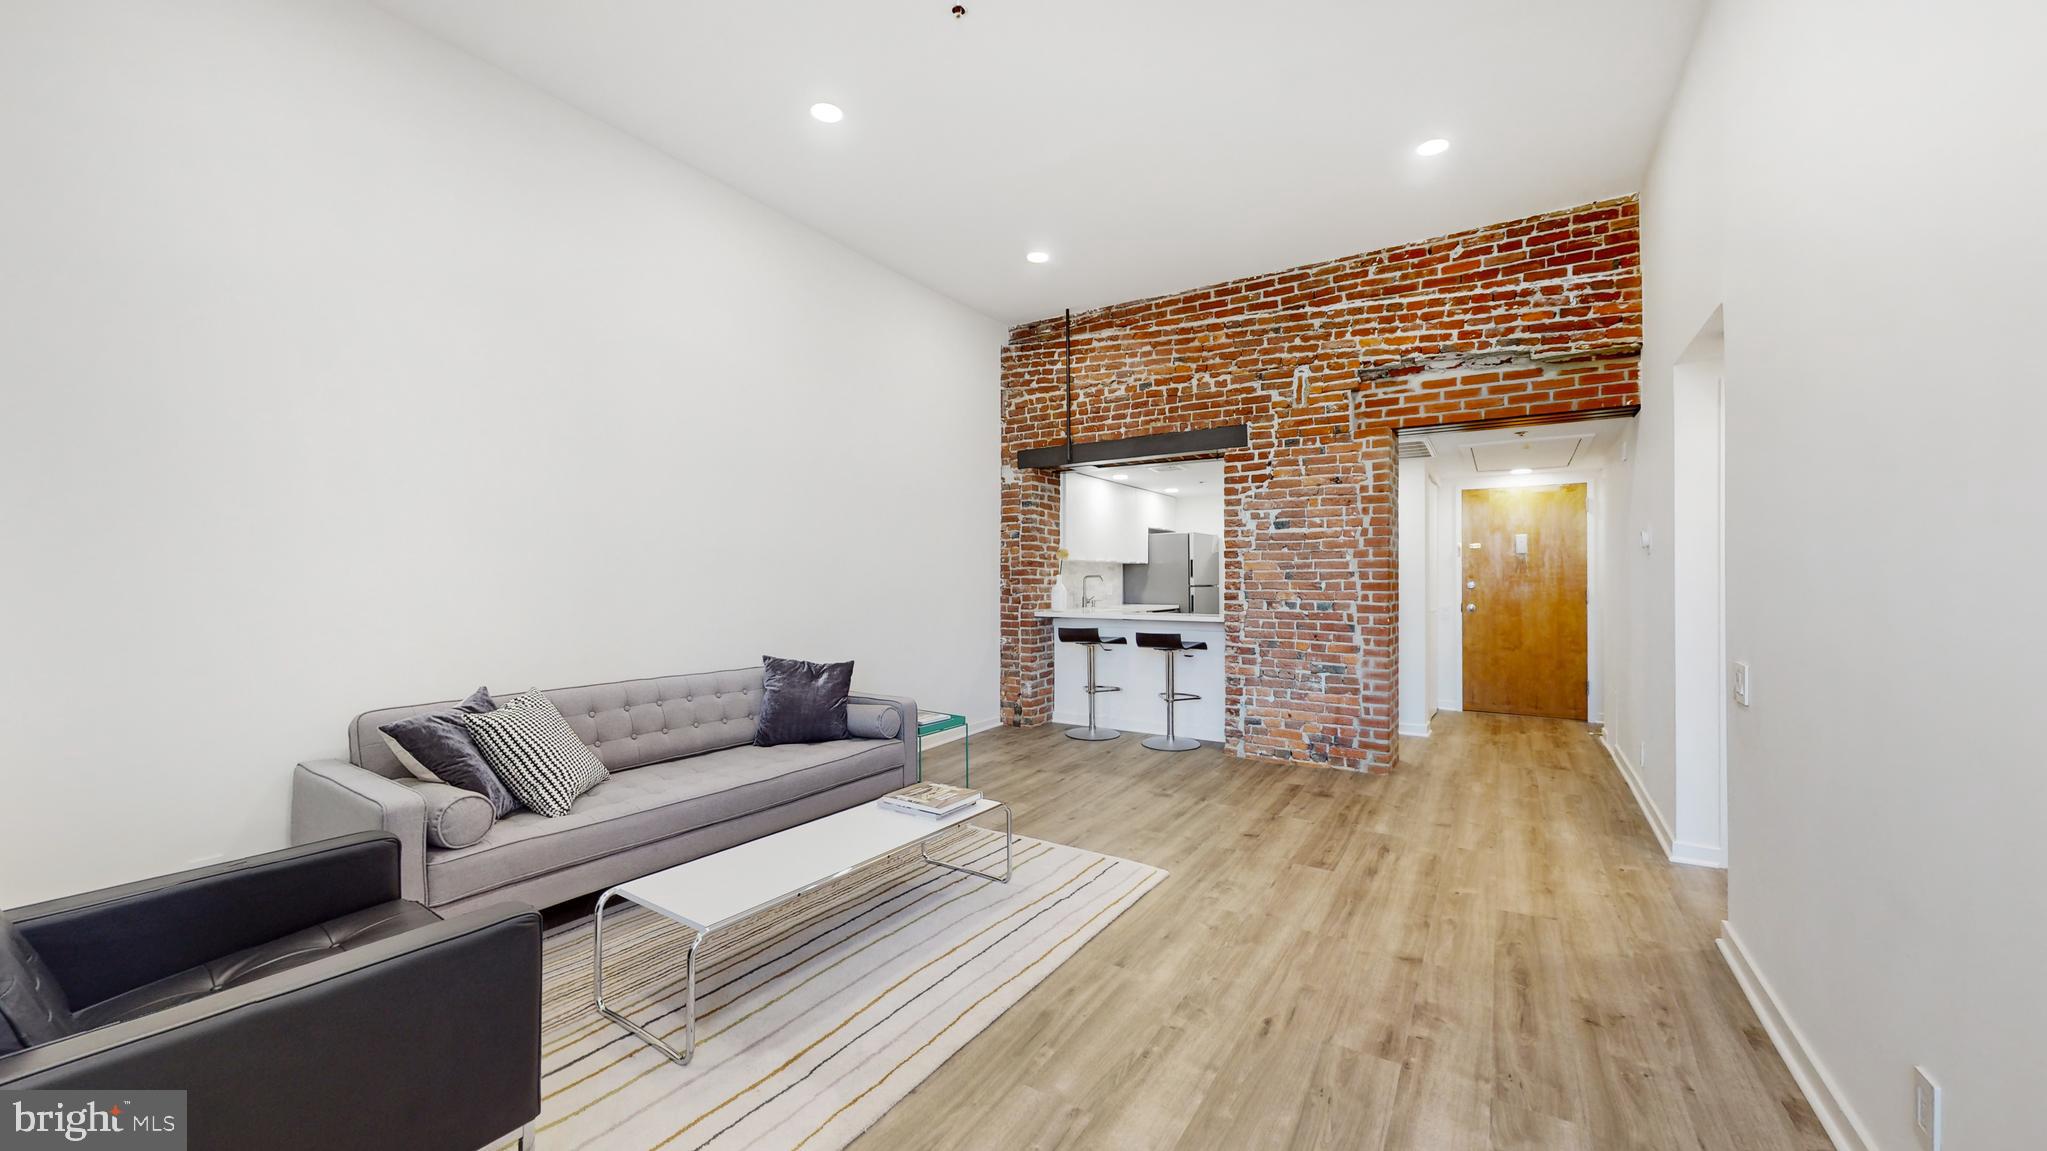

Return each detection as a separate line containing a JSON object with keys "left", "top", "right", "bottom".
{"left": 1467, "top": 434, "right": 1584, "bottom": 473}
{"left": 1394, "top": 438, "right": 1435, "bottom": 459}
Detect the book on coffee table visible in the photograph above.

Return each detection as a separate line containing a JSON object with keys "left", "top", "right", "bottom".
{"left": 880, "top": 782, "right": 983, "bottom": 818}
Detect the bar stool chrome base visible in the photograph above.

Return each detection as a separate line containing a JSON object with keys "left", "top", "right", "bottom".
{"left": 1058, "top": 625, "right": 1127, "bottom": 743}
{"left": 1136, "top": 630, "right": 1209, "bottom": 755}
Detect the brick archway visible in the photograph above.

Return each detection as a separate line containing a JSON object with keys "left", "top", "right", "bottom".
{"left": 1000, "top": 198, "right": 1642, "bottom": 773}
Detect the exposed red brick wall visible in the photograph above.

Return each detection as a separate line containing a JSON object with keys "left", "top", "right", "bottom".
{"left": 1000, "top": 197, "right": 1643, "bottom": 771}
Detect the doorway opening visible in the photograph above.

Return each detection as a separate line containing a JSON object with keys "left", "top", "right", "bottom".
{"left": 1460, "top": 482, "right": 1590, "bottom": 719}
{"left": 1670, "top": 308, "right": 1727, "bottom": 867}
{"left": 1396, "top": 412, "right": 1637, "bottom": 736}
{"left": 1043, "top": 453, "right": 1229, "bottom": 745}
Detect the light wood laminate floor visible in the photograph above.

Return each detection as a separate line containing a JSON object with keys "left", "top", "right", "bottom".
{"left": 855, "top": 711, "right": 1829, "bottom": 1151}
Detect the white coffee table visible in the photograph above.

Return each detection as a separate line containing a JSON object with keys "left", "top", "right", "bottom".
{"left": 591, "top": 797, "right": 1012, "bottom": 1065}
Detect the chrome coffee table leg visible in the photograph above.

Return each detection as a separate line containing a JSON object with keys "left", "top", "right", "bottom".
{"left": 593, "top": 887, "right": 705, "bottom": 1065}
{"left": 920, "top": 803, "right": 1013, "bottom": 883}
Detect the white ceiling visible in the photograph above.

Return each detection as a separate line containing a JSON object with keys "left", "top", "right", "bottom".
{"left": 1076, "top": 458, "right": 1223, "bottom": 496}
{"left": 377, "top": 0, "right": 1702, "bottom": 323}
{"left": 1420, "top": 416, "right": 1630, "bottom": 480}
{"left": 1466, "top": 433, "right": 1589, "bottom": 473}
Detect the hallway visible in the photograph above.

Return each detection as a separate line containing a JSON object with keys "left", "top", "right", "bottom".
{"left": 858, "top": 713, "right": 1828, "bottom": 1150}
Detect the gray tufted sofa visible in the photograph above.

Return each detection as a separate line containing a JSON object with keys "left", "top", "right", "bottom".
{"left": 289, "top": 669, "right": 917, "bottom": 913}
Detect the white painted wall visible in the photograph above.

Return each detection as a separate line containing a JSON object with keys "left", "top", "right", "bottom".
{"left": 1421, "top": 475, "right": 1440, "bottom": 721}
{"left": 1592, "top": 421, "right": 1652, "bottom": 831}
{"left": 1636, "top": 2, "right": 2046, "bottom": 1146}
{"left": 1060, "top": 471, "right": 1174, "bottom": 562}
{"left": 1396, "top": 458, "right": 1431, "bottom": 736}
{"left": 1669, "top": 336, "right": 1726, "bottom": 866}
{"left": 1168, "top": 493, "right": 1223, "bottom": 537}
{"left": 1432, "top": 469, "right": 1463, "bottom": 710}
{"left": 0, "top": 0, "right": 1003, "bottom": 906}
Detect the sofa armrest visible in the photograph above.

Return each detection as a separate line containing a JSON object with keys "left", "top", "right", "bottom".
{"left": 292, "top": 758, "right": 429, "bottom": 903}
{"left": 848, "top": 692, "right": 919, "bottom": 785}
{"left": 7, "top": 832, "right": 402, "bottom": 1011}
{"left": 0, "top": 903, "right": 542, "bottom": 1151}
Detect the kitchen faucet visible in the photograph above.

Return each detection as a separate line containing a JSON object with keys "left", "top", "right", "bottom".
{"left": 1081, "top": 573, "right": 1104, "bottom": 609}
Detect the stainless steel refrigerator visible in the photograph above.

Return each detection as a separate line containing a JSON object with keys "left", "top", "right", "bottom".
{"left": 1123, "top": 530, "right": 1220, "bottom": 613}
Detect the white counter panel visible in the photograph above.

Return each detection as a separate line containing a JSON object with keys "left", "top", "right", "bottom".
{"left": 1046, "top": 615, "right": 1224, "bottom": 742}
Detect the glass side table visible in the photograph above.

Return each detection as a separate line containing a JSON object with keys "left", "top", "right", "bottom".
{"left": 915, "top": 710, "right": 970, "bottom": 786}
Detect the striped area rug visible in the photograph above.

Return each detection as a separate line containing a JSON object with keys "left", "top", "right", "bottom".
{"left": 501, "top": 827, "right": 1166, "bottom": 1151}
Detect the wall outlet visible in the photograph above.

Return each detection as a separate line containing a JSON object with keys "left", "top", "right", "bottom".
{"left": 1913, "top": 1066, "right": 1942, "bottom": 1151}
{"left": 1731, "top": 661, "right": 1751, "bottom": 707}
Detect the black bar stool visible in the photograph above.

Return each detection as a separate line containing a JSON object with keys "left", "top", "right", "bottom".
{"left": 1136, "top": 632, "right": 1208, "bottom": 752}
{"left": 1058, "top": 626, "right": 1128, "bottom": 741}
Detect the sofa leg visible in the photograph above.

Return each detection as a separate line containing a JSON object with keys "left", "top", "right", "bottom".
{"left": 519, "top": 1122, "right": 537, "bottom": 1150}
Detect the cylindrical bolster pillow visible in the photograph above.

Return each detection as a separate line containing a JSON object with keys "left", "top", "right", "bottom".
{"left": 395, "top": 779, "right": 496, "bottom": 849}
{"left": 847, "top": 702, "right": 903, "bottom": 740}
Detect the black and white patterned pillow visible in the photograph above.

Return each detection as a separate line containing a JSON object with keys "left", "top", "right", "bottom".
{"left": 457, "top": 691, "right": 609, "bottom": 818}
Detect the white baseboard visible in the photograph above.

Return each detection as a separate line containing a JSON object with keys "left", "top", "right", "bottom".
{"left": 1398, "top": 720, "right": 1432, "bottom": 738}
{"left": 1717, "top": 922, "right": 1869, "bottom": 1151}
{"left": 1598, "top": 732, "right": 1678, "bottom": 860}
{"left": 1671, "top": 839, "right": 1728, "bottom": 868}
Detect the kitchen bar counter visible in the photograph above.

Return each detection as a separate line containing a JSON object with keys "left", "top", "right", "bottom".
{"left": 1040, "top": 612, "right": 1224, "bottom": 742}
{"left": 1032, "top": 607, "right": 1224, "bottom": 623}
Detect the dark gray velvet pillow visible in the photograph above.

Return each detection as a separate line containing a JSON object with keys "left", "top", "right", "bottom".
{"left": 1, "top": 912, "right": 76, "bottom": 1055}
{"left": 378, "top": 686, "right": 521, "bottom": 819}
{"left": 755, "top": 656, "right": 854, "bottom": 746}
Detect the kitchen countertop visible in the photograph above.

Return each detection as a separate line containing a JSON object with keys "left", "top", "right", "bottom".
{"left": 1034, "top": 608, "right": 1225, "bottom": 624}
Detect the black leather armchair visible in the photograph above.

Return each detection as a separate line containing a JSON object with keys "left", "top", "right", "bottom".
{"left": 0, "top": 832, "right": 541, "bottom": 1151}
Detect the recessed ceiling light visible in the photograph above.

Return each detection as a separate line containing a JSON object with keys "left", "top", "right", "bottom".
{"left": 1162, "top": 487, "right": 1180, "bottom": 494}
{"left": 1025, "top": 250, "right": 1051, "bottom": 264}
{"left": 809, "top": 102, "right": 844, "bottom": 123}
{"left": 1109, "top": 473, "right": 1129, "bottom": 480}
{"left": 1511, "top": 467, "right": 1533, "bottom": 475}
{"left": 1415, "top": 137, "right": 1451, "bottom": 156}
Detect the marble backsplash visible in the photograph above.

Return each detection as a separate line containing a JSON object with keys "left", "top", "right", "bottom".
{"left": 1050, "top": 559, "right": 1124, "bottom": 609}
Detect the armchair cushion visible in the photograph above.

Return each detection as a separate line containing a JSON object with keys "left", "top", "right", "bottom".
{"left": 71, "top": 900, "right": 441, "bottom": 1031}
{"left": 11, "top": 832, "right": 402, "bottom": 1010}
{"left": 0, "top": 901, "right": 541, "bottom": 1151}
{"left": 0, "top": 914, "right": 75, "bottom": 1054}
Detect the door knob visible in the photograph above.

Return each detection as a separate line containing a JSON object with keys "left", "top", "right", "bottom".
{"left": 1465, "top": 603, "right": 1477, "bottom": 613}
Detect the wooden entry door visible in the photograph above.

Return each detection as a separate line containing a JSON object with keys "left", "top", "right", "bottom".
{"left": 1461, "top": 484, "right": 1588, "bottom": 720}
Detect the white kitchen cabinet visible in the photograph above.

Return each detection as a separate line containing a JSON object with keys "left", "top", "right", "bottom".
{"left": 1061, "top": 471, "right": 1176, "bottom": 562}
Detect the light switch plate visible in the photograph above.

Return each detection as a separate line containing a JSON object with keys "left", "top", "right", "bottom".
{"left": 1732, "top": 661, "right": 1751, "bottom": 707}
{"left": 1913, "top": 1066, "right": 1942, "bottom": 1150}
